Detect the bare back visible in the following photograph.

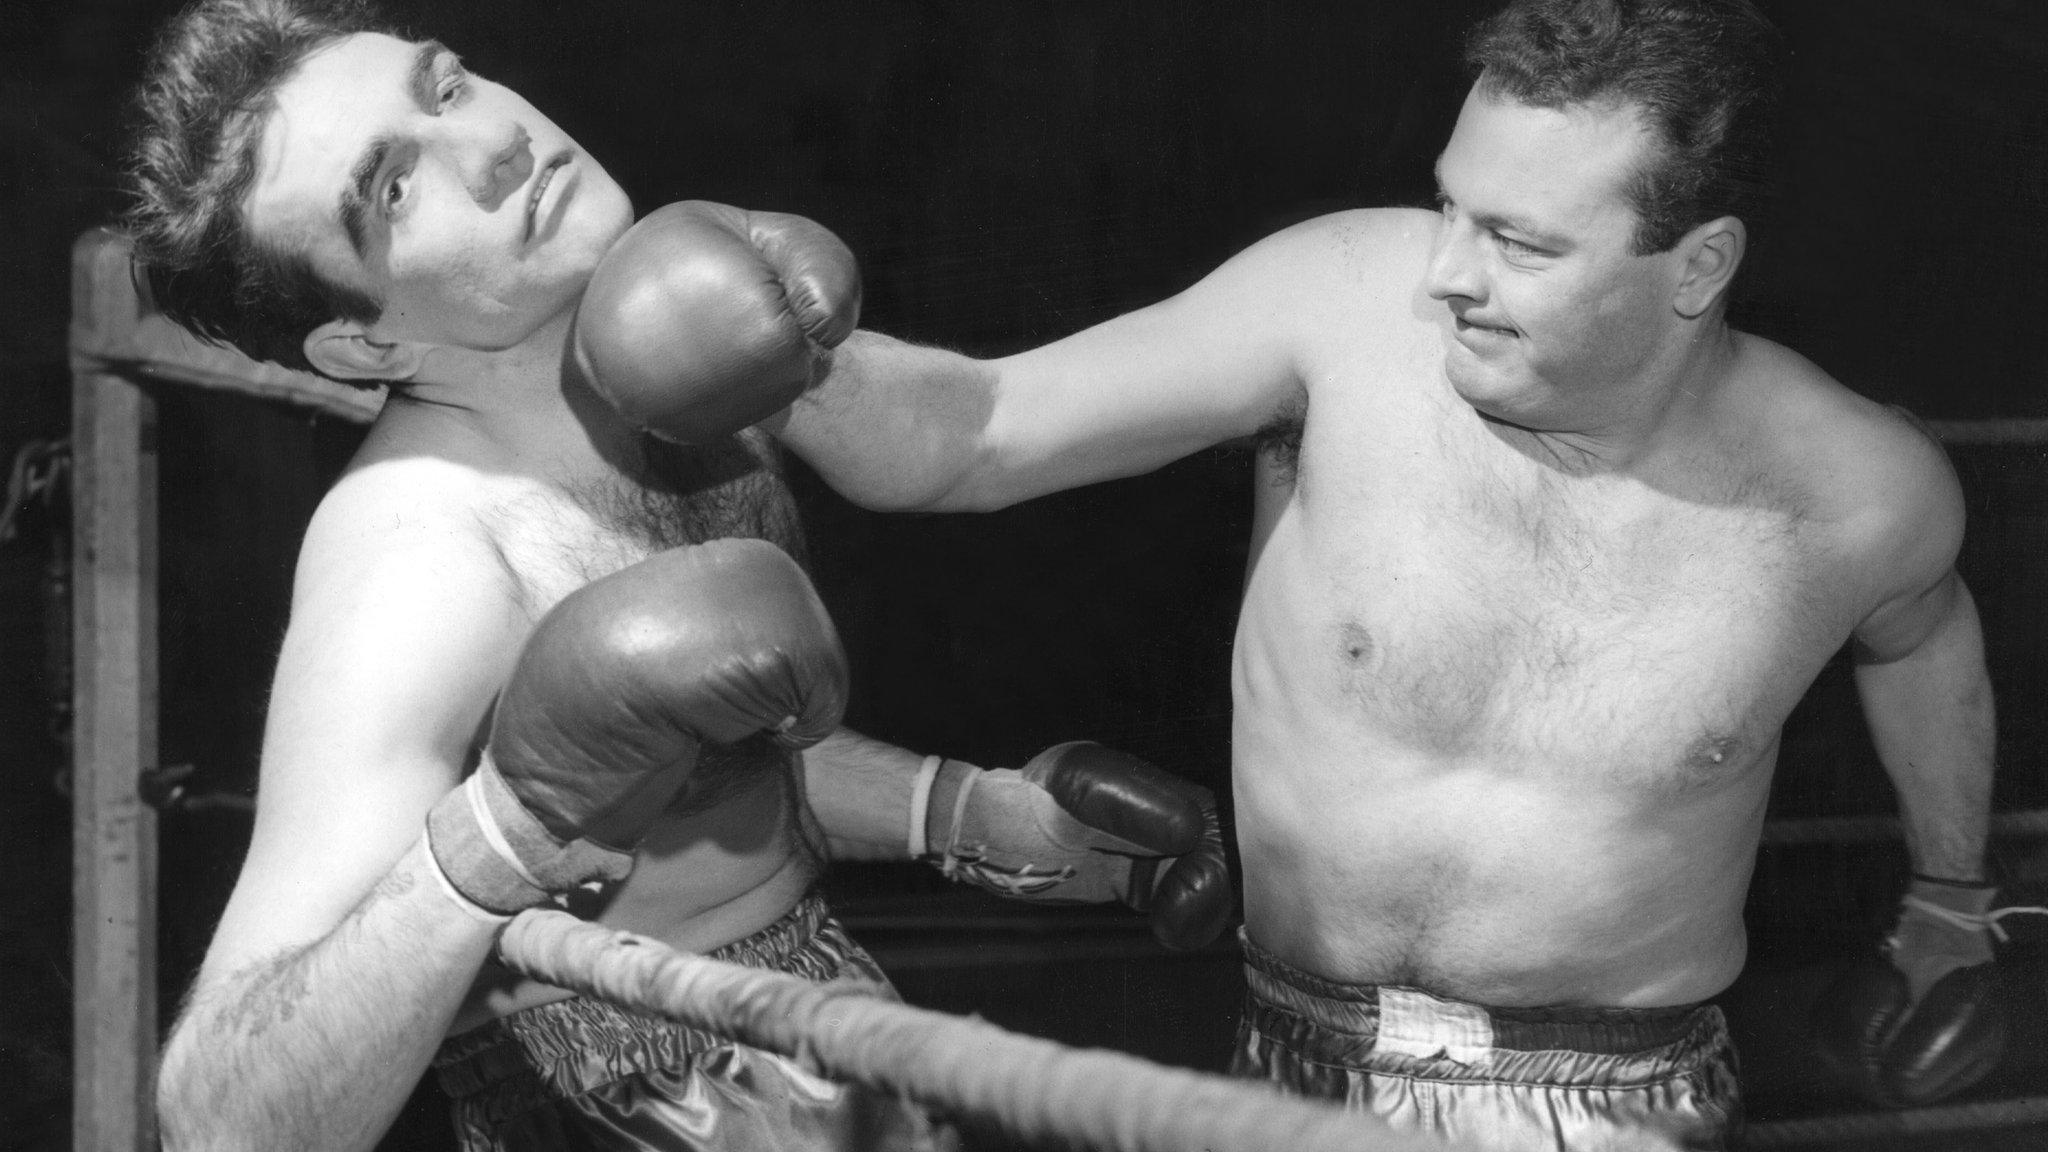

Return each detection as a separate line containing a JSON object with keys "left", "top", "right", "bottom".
{"left": 1230, "top": 210, "right": 1946, "bottom": 1006}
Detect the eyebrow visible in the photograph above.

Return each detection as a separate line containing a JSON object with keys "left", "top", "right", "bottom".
{"left": 338, "top": 40, "right": 450, "bottom": 257}
{"left": 1431, "top": 157, "right": 1568, "bottom": 250}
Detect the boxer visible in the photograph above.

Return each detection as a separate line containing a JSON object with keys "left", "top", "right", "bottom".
{"left": 125, "top": 3, "right": 1228, "bottom": 1149}
{"left": 638, "top": 1, "right": 2001, "bottom": 1148}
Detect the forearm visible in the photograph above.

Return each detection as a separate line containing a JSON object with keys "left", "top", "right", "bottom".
{"left": 803, "top": 727, "right": 932, "bottom": 861}
{"left": 1854, "top": 587, "right": 1998, "bottom": 881}
{"left": 774, "top": 331, "right": 1000, "bottom": 511}
{"left": 156, "top": 838, "right": 502, "bottom": 1152}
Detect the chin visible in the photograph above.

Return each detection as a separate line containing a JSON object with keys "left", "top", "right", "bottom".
{"left": 1444, "top": 350, "right": 1510, "bottom": 404}
{"left": 1444, "top": 355, "right": 1550, "bottom": 426}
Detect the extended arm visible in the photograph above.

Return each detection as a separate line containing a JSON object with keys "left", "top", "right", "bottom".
{"left": 775, "top": 273, "right": 1301, "bottom": 513}
{"left": 769, "top": 213, "right": 1374, "bottom": 512}
{"left": 803, "top": 728, "right": 1234, "bottom": 950}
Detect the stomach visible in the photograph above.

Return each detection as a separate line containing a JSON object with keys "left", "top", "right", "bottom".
{"left": 1230, "top": 698, "right": 1770, "bottom": 1007}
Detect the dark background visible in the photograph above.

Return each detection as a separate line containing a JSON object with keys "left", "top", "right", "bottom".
{"left": 4, "top": 1, "right": 2048, "bottom": 1149}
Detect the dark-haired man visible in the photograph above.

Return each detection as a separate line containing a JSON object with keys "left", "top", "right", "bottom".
{"left": 744, "top": 1, "right": 2006, "bottom": 1148}
{"left": 130, "top": 2, "right": 1228, "bottom": 1150}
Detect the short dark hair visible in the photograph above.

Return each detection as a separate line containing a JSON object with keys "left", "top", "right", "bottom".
{"left": 1465, "top": 0, "right": 1783, "bottom": 255}
{"left": 122, "top": 0, "right": 399, "bottom": 380}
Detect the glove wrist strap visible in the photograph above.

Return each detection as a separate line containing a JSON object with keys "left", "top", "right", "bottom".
{"left": 421, "top": 838, "right": 515, "bottom": 926}
{"left": 919, "top": 759, "right": 979, "bottom": 862}
{"left": 425, "top": 758, "right": 636, "bottom": 916}
{"left": 906, "top": 754, "right": 944, "bottom": 859}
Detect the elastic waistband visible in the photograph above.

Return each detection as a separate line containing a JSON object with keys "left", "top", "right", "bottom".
{"left": 1239, "top": 929, "right": 1710, "bottom": 1056}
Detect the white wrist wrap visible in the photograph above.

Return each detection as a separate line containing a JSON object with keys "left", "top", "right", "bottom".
{"left": 424, "top": 755, "right": 635, "bottom": 915}
{"left": 422, "top": 842, "right": 514, "bottom": 925}
{"left": 907, "top": 754, "right": 944, "bottom": 859}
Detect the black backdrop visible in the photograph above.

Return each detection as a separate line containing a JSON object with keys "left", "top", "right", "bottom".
{"left": 5, "top": 1, "right": 2048, "bottom": 1147}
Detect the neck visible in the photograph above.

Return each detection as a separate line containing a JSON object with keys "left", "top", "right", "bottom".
{"left": 1486, "top": 320, "right": 1738, "bottom": 475}
{"left": 376, "top": 309, "right": 642, "bottom": 485}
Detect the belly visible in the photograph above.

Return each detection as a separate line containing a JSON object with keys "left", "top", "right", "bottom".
{"left": 1228, "top": 516, "right": 1813, "bottom": 1005}
{"left": 1230, "top": 721, "right": 1769, "bottom": 1006}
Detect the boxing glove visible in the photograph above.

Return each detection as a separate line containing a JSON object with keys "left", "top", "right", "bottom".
{"left": 1810, "top": 876, "right": 2017, "bottom": 1106}
{"left": 918, "top": 741, "right": 1235, "bottom": 951}
{"left": 572, "top": 200, "right": 861, "bottom": 445}
{"left": 426, "top": 538, "right": 848, "bottom": 915}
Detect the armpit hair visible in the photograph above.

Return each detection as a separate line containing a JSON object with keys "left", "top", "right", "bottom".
{"left": 1252, "top": 385, "right": 1310, "bottom": 487}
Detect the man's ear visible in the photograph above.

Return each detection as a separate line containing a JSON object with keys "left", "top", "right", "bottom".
{"left": 1673, "top": 215, "right": 1746, "bottom": 320}
{"left": 303, "top": 317, "right": 428, "bottom": 382}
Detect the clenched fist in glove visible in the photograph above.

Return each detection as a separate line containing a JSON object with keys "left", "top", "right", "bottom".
{"left": 425, "top": 538, "right": 847, "bottom": 916}
{"left": 1811, "top": 875, "right": 2045, "bottom": 1106}
{"left": 913, "top": 742, "right": 1234, "bottom": 951}
{"left": 572, "top": 200, "right": 861, "bottom": 445}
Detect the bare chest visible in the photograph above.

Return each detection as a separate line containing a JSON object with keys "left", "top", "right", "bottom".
{"left": 486, "top": 431, "right": 809, "bottom": 620}
{"left": 1243, "top": 400, "right": 1853, "bottom": 784}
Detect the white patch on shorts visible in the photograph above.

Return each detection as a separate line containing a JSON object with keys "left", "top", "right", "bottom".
{"left": 1373, "top": 987, "right": 1496, "bottom": 1067}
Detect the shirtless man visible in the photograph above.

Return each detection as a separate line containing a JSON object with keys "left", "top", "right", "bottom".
{"left": 663, "top": 1, "right": 1999, "bottom": 1147}
{"left": 128, "top": 2, "right": 1228, "bottom": 1149}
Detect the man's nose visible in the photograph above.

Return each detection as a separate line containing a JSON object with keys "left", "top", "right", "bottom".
{"left": 1424, "top": 217, "right": 1483, "bottom": 303}
{"left": 464, "top": 124, "right": 534, "bottom": 210}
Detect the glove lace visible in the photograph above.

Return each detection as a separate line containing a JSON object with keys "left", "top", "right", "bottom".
{"left": 938, "top": 845, "right": 1078, "bottom": 898}
{"left": 1897, "top": 894, "right": 2048, "bottom": 945}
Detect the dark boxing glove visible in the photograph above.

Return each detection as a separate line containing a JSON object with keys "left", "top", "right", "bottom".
{"left": 915, "top": 741, "right": 1234, "bottom": 951}
{"left": 572, "top": 200, "right": 861, "bottom": 445}
{"left": 1810, "top": 876, "right": 2042, "bottom": 1106}
{"left": 425, "top": 538, "right": 847, "bottom": 916}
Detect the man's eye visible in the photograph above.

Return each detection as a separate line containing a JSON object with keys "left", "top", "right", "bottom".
{"left": 385, "top": 172, "right": 409, "bottom": 212}
{"left": 438, "top": 63, "right": 470, "bottom": 108}
{"left": 1495, "top": 233, "right": 1541, "bottom": 257}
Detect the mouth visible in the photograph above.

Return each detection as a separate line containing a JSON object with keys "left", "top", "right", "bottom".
{"left": 1452, "top": 313, "right": 1518, "bottom": 344}
{"left": 524, "top": 154, "right": 571, "bottom": 242}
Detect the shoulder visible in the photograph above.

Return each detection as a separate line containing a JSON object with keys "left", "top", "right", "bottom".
{"left": 1171, "top": 207, "right": 1436, "bottom": 337}
{"left": 283, "top": 451, "right": 536, "bottom": 716}
{"left": 1224, "top": 207, "right": 1437, "bottom": 282}
{"left": 297, "top": 454, "right": 514, "bottom": 596}
{"left": 1738, "top": 335, "right": 1962, "bottom": 574}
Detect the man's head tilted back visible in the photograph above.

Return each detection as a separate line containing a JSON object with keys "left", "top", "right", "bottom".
{"left": 123, "top": 0, "right": 634, "bottom": 386}
{"left": 124, "top": 0, "right": 394, "bottom": 379}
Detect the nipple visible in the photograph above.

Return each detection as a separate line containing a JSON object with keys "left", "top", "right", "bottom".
{"left": 1689, "top": 733, "right": 1739, "bottom": 772}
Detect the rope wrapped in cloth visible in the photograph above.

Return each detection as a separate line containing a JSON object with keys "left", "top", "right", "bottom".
{"left": 498, "top": 909, "right": 1473, "bottom": 1152}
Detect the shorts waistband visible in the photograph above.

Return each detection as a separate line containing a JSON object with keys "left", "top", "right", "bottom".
{"left": 1239, "top": 929, "right": 1710, "bottom": 1057}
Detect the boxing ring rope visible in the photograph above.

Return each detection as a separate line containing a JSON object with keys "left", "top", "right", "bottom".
{"left": 496, "top": 908, "right": 1466, "bottom": 1152}
{"left": 1760, "top": 806, "right": 2048, "bottom": 847}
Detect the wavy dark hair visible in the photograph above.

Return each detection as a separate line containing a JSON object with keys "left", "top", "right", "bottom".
{"left": 123, "top": 0, "right": 398, "bottom": 379}
{"left": 1466, "top": 0, "right": 1783, "bottom": 255}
